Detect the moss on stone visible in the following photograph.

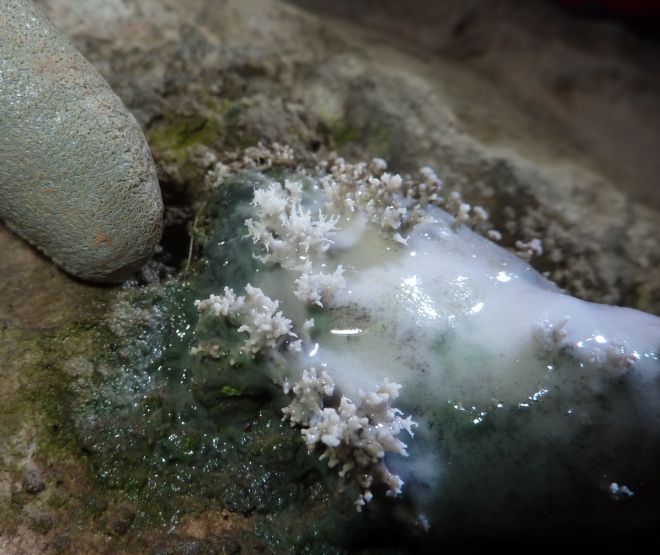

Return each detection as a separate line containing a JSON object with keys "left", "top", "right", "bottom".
{"left": 323, "top": 118, "right": 361, "bottom": 148}
{"left": 220, "top": 385, "right": 244, "bottom": 397}
{"left": 148, "top": 113, "right": 225, "bottom": 159}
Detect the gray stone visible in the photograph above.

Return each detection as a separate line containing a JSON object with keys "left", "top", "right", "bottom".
{"left": 0, "top": 0, "right": 163, "bottom": 282}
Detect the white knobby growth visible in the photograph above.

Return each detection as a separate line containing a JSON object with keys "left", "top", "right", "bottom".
{"left": 534, "top": 318, "right": 570, "bottom": 354}
{"left": 293, "top": 266, "right": 346, "bottom": 307}
{"left": 282, "top": 372, "right": 417, "bottom": 511}
{"left": 194, "top": 284, "right": 300, "bottom": 354}
{"left": 515, "top": 238, "right": 544, "bottom": 261}
{"left": 241, "top": 141, "right": 297, "bottom": 170}
{"left": 244, "top": 181, "right": 339, "bottom": 272}
{"left": 205, "top": 161, "right": 232, "bottom": 190}
{"left": 534, "top": 318, "right": 639, "bottom": 376}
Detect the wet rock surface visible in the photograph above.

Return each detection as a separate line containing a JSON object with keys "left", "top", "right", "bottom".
{"left": 1, "top": 0, "right": 659, "bottom": 552}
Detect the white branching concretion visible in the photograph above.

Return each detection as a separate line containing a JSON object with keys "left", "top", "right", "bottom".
{"left": 294, "top": 266, "right": 346, "bottom": 307}
{"left": 243, "top": 178, "right": 349, "bottom": 308}
{"left": 245, "top": 182, "right": 339, "bottom": 272}
{"left": 319, "top": 158, "right": 419, "bottom": 234}
{"left": 194, "top": 284, "right": 300, "bottom": 354}
{"left": 281, "top": 368, "right": 336, "bottom": 425}
{"left": 282, "top": 371, "right": 416, "bottom": 511}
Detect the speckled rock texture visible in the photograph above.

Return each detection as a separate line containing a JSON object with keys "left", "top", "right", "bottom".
{"left": 0, "top": 0, "right": 162, "bottom": 282}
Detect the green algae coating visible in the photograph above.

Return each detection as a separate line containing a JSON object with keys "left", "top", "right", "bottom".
{"left": 148, "top": 97, "right": 260, "bottom": 164}
{"left": 321, "top": 114, "right": 392, "bottom": 158}
{"left": 0, "top": 290, "right": 119, "bottom": 542}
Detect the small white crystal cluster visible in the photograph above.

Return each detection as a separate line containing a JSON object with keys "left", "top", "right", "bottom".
{"left": 293, "top": 266, "right": 346, "bottom": 308}
{"left": 282, "top": 369, "right": 416, "bottom": 510}
{"left": 244, "top": 180, "right": 347, "bottom": 308}
{"left": 194, "top": 284, "right": 301, "bottom": 354}
{"left": 515, "top": 238, "right": 544, "bottom": 262}
{"left": 318, "top": 155, "right": 495, "bottom": 242}
{"left": 534, "top": 319, "right": 639, "bottom": 376}
{"left": 204, "top": 142, "right": 299, "bottom": 189}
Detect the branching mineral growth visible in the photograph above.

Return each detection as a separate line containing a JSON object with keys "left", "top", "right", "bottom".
{"left": 0, "top": 0, "right": 162, "bottom": 282}
{"left": 195, "top": 153, "right": 660, "bottom": 530}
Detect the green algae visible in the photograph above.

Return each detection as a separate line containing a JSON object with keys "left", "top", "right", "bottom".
{"left": 147, "top": 97, "right": 258, "bottom": 166}
{"left": 220, "top": 385, "right": 243, "bottom": 396}
{"left": 0, "top": 316, "right": 114, "bottom": 467}
{"left": 321, "top": 114, "right": 391, "bottom": 158}
{"left": 0, "top": 290, "right": 121, "bottom": 543}
{"left": 53, "top": 184, "right": 310, "bottom": 526}
{"left": 149, "top": 113, "right": 225, "bottom": 156}
{"left": 324, "top": 119, "right": 361, "bottom": 148}
{"left": 64, "top": 281, "right": 359, "bottom": 551}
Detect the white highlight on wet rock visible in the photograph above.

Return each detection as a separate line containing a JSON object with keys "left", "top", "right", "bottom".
{"left": 608, "top": 482, "right": 634, "bottom": 500}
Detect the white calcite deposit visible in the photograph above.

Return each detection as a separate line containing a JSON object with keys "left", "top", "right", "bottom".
{"left": 194, "top": 154, "right": 660, "bottom": 527}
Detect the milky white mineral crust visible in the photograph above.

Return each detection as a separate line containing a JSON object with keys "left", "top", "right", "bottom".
{"left": 194, "top": 152, "right": 660, "bottom": 523}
